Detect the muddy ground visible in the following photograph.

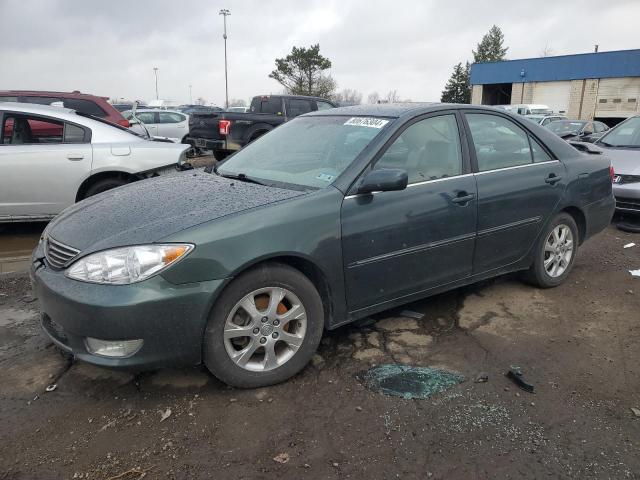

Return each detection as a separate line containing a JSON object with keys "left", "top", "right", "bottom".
{"left": 1, "top": 225, "right": 639, "bottom": 479}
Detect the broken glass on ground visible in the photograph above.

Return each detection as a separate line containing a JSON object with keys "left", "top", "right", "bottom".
{"left": 361, "top": 364, "right": 464, "bottom": 399}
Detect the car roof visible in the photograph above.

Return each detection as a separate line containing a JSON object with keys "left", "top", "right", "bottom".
{"left": 0, "top": 90, "right": 109, "bottom": 101}
{"left": 305, "top": 102, "right": 518, "bottom": 118}
{"left": 0, "top": 101, "right": 78, "bottom": 119}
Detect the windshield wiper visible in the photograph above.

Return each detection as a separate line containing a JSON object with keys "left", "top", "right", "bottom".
{"left": 218, "top": 171, "right": 268, "bottom": 186}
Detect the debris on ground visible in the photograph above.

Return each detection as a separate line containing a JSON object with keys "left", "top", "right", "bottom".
{"left": 360, "top": 364, "right": 464, "bottom": 399}
{"left": 399, "top": 309, "right": 425, "bottom": 320}
{"left": 159, "top": 408, "right": 172, "bottom": 422}
{"left": 475, "top": 373, "right": 489, "bottom": 383}
{"left": 105, "top": 466, "right": 151, "bottom": 480}
{"left": 506, "top": 367, "right": 535, "bottom": 393}
{"left": 631, "top": 407, "right": 640, "bottom": 418}
{"left": 629, "top": 269, "right": 640, "bottom": 278}
{"left": 623, "top": 243, "right": 636, "bottom": 249}
{"left": 273, "top": 453, "right": 290, "bottom": 464}
{"left": 44, "top": 384, "right": 57, "bottom": 392}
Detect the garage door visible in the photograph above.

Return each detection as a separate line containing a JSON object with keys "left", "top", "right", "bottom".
{"left": 532, "top": 81, "right": 571, "bottom": 114}
{"left": 596, "top": 78, "right": 640, "bottom": 118}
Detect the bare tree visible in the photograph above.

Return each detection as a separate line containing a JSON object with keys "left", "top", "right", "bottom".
{"left": 385, "top": 90, "right": 400, "bottom": 103}
{"left": 539, "top": 44, "right": 554, "bottom": 57}
{"left": 367, "top": 91, "right": 380, "bottom": 104}
{"left": 332, "top": 88, "right": 363, "bottom": 105}
{"left": 229, "top": 98, "right": 247, "bottom": 107}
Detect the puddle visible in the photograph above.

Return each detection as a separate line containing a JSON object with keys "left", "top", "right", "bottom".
{"left": 361, "top": 364, "right": 464, "bottom": 399}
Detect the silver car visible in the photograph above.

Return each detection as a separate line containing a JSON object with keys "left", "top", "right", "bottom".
{"left": 0, "top": 102, "right": 189, "bottom": 222}
{"left": 122, "top": 109, "right": 189, "bottom": 143}
{"left": 595, "top": 115, "right": 640, "bottom": 214}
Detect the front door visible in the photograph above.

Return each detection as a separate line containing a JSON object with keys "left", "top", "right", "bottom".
{"left": 463, "top": 112, "right": 565, "bottom": 274}
{"left": 0, "top": 112, "right": 92, "bottom": 219}
{"left": 341, "top": 112, "right": 477, "bottom": 312}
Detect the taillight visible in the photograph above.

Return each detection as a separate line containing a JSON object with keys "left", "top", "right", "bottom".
{"left": 609, "top": 164, "right": 615, "bottom": 182}
{"left": 118, "top": 118, "right": 131, "bottom": 128}
{"left": 219, "top": 119, "right": 231, "bottom": 136}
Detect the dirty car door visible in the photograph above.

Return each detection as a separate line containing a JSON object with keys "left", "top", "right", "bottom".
{"left": 0, "top": 112, "right": 92, "bottom": 218}
{"left": 341, "top": 113, "right": 477, "bottom": 312}
{"left": 464, "top": 112, "right": 565, "bottom": 273}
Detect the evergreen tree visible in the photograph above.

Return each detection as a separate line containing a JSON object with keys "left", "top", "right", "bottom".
{"left": 441, "top": 62, "right": 470, "bottom": 104}
{"left": 473, "top": 25, "right": 508, "bottom": 63}
{"left": 269, "top": 44, "right": 335, "bottom": 97}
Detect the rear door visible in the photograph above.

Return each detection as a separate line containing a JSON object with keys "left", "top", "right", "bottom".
{"left": 156, "top": 111, "right": 188, "bottom": 141}
{"left": 341, "top": 112, "right": 477, "bottom": 311}
{"left": 0, "top": 112, "right": 92, "bottom": 219}
{"left": 463, "top": 111, "right": 565, "bottom": 274}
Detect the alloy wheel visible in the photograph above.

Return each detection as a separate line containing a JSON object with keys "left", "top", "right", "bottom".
{"left": 223, "top": 287, "right": 307, "bottom": 372}
{"left": 544, "top": 224, "right": 574, "bottom": 278}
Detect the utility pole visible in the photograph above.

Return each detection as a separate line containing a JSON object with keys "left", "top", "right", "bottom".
{"left": 219, "top": 9, "right": 230, "bottom": 109}
{"left": 189, "top": 84, "right": 193, "bottom": 104}
{"left": 153, "top": 67, "right": 159, "bottom": 100}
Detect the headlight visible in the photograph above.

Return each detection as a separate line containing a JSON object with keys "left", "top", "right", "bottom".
{"left": 65, "top": 244, "right": 193, "bottom": 285}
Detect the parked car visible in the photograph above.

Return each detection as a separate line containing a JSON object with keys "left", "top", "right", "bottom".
{"left": 0, "top": 90, "right": 130, "bottom": 128}
{"left": 525, "top": 114, "right": 566, "bottom": 127}
{"left": 112, "top": 103, "right": 148, "bottom": 112}
{"left": 501, "top": 104, "right": 552, "bottom": 115}
{"left": 0, "top": 102, "right": 189, "bottom": 222}
{"left": 176, "top": 105, "right": 223, "bottom": 115}
{"left": 187, "top": 94, "right": 337, "bottom": 160}
{"left": 122, "top": 109, "right": 189, "bottom": 143}
{"left": 547, "top": 120, "right": 609, "bottom": 142}
{"left": 593, "top": 115, "right": 640, "bottom": 214}
{"left": 31, "top": 103, "right": 614, "bottom": 387}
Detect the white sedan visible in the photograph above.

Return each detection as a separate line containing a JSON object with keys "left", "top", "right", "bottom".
{"left": 0, "top": 102, "right": 189, "bottom": 222}
{"left": 123, "top": 109, "right": 189, "bottom": 143}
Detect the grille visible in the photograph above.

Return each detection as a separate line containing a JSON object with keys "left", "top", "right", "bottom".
{"left": 616, "top": 197, "right": 640, "bottom": 212}
{"left": 615, "top": 175, "right": 640, "bottom": 185}
{"left": 45, "top": 236, "right": 80, "bottom": 269}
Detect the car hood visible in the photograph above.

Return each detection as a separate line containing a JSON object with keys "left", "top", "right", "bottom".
{"left": 46, "top": 170, "right": 306, "bottom": 253}
{"left": 600, "top": 147, "right": 640, "bottom": 175}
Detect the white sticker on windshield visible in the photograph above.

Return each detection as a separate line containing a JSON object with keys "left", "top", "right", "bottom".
{"left": 316, "top": 173, "right": 335, "bottom": 182}
{"left": 344, "top": 117, "right": 389, "bottom": 129}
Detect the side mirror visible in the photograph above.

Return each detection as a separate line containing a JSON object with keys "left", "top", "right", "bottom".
{"left": 357, "top": 168, "right": 408, "bottom": 194}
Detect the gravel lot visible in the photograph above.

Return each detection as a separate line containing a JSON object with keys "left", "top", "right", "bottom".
{"left": 1, "top": 224, "right": 639, "bottom": 479}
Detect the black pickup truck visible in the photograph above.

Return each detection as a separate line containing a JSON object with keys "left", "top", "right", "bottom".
{"left": 186, "top": 94, "right": 337, "bottom": 160}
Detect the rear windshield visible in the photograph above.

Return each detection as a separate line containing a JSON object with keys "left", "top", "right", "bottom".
{"left": 548, "top": 121, "right": 585, "bottom": 134}
{"left": 218, "top": 116, "right": 391, "bottom": 189}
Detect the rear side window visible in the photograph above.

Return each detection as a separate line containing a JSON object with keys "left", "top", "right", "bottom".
{"left": 466, "top": 113, "right": 532, "bottom": 171}
{"left": 63, "top": 123, "right": 87, "bottom": 143}
{"left": 158, "top": 112, "right": 185, "bottom": 123}
{"left": 530, "top": 138, "right": 552, "bottom": 162}
{"left": 288, "top": 99, "right": 313, "bottom": 117}
{"left": 374, "top": 114, "right": 462, "bottom": 183}
{"left": 256, "top": 97, "right": 282, "bottom": 115}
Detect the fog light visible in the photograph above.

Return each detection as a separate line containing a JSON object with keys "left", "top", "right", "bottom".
{"left": 85, "top": 338, "right": 143, "bottom": 358}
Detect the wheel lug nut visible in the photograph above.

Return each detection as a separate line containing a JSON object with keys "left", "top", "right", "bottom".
{"left": 260, "top": 337, "right": 267, "bottom": 344}
{"left": 261, "top": 317, "right": 268, "bottom": 323}
{"left": 273, "top": 319, "right": 280, "bottom": 326}
{"left": 272, "top": 332, "right": 279, "bottom": 339}
{"left": 253, "top": 328, "right": 259, "bottom": 334}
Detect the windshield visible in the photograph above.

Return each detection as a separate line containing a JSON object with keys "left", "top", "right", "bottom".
{"left": 218, "top": 116, "right": 391, "bottom": 189}
{"left": 548, "top": 121, "right": 585, "bottom": 134}
{"left": 598, "top": 117, "right": 640, "bottom": 147}
{"left": 525, "top": 115, "right": 544, "bottom": 123}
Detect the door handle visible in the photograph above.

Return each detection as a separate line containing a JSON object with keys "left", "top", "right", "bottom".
{"left": 545, "top": 174, "right": 562, "bottom": 184}
{"left": 66, "top": 154, "right": 84, "bottom": 161}
{"left": 451, "top": 192, "right": 475, "bottom": 205}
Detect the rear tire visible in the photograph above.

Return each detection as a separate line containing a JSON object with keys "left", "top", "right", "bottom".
{"left": 203, "top": 263, "right": 324, "bottom": 388}
{"left": 83, "top": 177, "right": 130, "bottom": 199}
{"left": 524, "top": 213, "right": 579, "bottom": 288}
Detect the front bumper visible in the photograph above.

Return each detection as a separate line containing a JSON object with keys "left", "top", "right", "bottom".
{"left": 30, "top": 256, "right": 225, "bottom": 370}
{"left": 613, "top": 183, "right": 640, "bottom": 214}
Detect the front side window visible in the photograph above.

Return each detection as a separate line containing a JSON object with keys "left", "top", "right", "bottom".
{"left": 466, "top": 113, "right": 532, "bottom": 171}
{"left": 218, "top": 116, "right": 390, "bottom": 189}
{"left": 135, "top": 112, "right": 156, "bottom": 124}
{"left": 373, "top": 114, "right": 462, "bottom": 183}
{"left": 158, "top": 112, "right": 185, "bottom": 123}
{"left": 316, "top": 101, "right": 334, "bottom": 111}
{"left": 1, "top": 114, "right": 64, "bottom": 144}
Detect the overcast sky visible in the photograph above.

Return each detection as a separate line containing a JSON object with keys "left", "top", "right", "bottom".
{"left": 1, "top": 0, "right": 639, "bottom": 106}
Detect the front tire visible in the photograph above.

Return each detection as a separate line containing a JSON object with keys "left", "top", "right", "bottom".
{"left": 203, "top": 263, "right": 324, "bottom": 388}
{"left": 525, "top": 213, "right": 579, "bottom": 288}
